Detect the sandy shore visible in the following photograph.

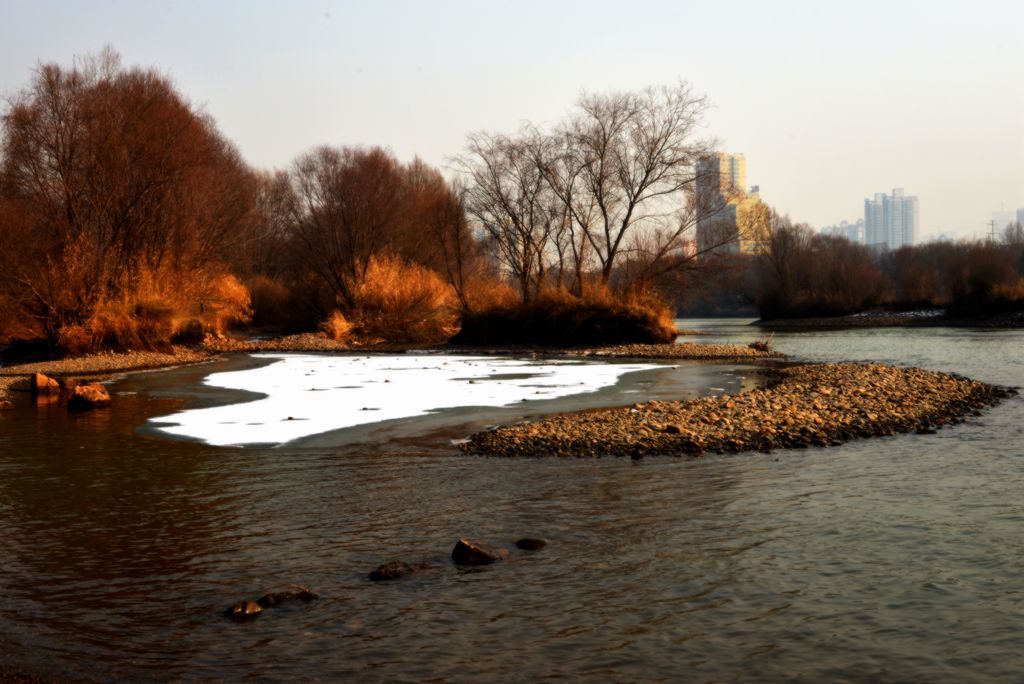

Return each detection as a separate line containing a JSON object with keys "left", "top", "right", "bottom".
{"left": 463, "top": 363, "right": 1016, "bottom": 458}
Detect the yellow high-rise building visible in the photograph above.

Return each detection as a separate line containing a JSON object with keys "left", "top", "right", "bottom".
{"left": 696, "top": 152, "right": 769, "bottom": 256}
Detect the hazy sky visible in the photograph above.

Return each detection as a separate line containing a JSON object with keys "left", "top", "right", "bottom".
{"left": 2, "top": 0, "right": 1022, "bottom": 239}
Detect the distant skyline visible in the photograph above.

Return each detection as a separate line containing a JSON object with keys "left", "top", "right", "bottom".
{"left": 1, "top": 0, "right": 1021, "bottom": 241}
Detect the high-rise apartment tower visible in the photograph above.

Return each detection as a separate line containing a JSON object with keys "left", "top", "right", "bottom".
{"left": 864, "top": 188, "right": 918, "bottom": 250}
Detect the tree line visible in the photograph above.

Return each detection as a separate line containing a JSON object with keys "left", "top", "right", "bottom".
{"left": 1, "top": 51, "right": 738, "bottom": 353}
{"left": 734, "top": 214, "right": 1024, "bottom": 320}
{"left": 9, "top": 51, "right": 1009, "bottom": 354}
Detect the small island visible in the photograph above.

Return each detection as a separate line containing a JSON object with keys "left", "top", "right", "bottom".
{"left": 463, "top": 361, "right": 1014, "bottom": 458}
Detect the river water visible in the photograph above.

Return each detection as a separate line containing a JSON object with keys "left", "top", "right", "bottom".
{"left": 0, "top": 321, "right": 1021, "bottom": 682}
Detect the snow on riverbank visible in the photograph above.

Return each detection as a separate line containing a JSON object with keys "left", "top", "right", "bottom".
{"left": 150, "top": 353, "right": 663, "bottom": 446}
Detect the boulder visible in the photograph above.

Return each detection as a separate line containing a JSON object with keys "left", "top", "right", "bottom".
{"left": 256, "top": 586, "right": 317, "bottom": 608}
{"left": 451, "top": 538, "right": 509, "bottom": 566}
{"left": 32, "top": 372, "right": 60, "bottom": 395}
{"left": 68, "top": 383, "right": 111, "bottom": 411}
{"left": 514, "top": 538, "right": 547, "bottom": 551}
{"left": 0, "top": 400, "right": 13, "bottom": 411}
{"left": 369, "top": 560, "right": 417, "bottom": 582}
{"left": 224, "top": 600, "right": 263, "bottom": 620}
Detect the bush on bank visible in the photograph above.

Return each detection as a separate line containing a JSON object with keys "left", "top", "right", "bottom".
{"left": 451, "top": 287, "right": 678, "bottom": 347}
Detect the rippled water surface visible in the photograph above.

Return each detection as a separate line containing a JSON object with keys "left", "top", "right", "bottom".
{"left": 1, "top": 323, "right": 1022, "bottom": 682}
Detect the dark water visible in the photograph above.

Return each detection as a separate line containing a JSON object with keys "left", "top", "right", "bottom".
{"left": 1, "top": 323, "right": 1022, "bottom": 682}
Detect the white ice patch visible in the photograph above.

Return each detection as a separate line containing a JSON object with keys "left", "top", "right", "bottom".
{"left": 149, "top": 353, "right": 663, "bottom": 446}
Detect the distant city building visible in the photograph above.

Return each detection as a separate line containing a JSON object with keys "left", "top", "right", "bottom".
{"left": 864, "top": 188, "right": 918, "bottom": 250}
{"left": 820, "top": 219, "right": 864, "bottom": 244}
{"left": 696, "top": 152, "right": 769, "bottom": 256}
{"left": 1016, "top": 208, "right": 1024, "bottom": 227}
{"left": 992, "top": 209, "right": 1016, "bottom": 229}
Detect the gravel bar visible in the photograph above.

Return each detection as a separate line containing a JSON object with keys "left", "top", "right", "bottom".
{"left": 566, "top": 342, "right": 782, "bottom": 360}
{"left": 463, "top": 363, "right": 1016, "bottom": 458}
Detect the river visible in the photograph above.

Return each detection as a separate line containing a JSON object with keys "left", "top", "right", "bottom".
{"left": 0, "top": 321, "right": 1021, "bottom": 682}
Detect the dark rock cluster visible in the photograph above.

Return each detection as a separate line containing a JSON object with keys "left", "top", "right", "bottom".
{"left": 224, "top": 585, "right": 318, "bottom": 621}
{"left": 367, "top": 537, "right": 547, "bottom": 584}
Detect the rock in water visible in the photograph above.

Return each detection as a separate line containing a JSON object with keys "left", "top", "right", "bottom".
{"left": 32, "top": 373, "right": 60, "bottom": 395}
{"left": 451, "top": 538, "right": 509, "bottom": 566}
{"left": 514, "top": 538, "right": 547, "bottom": 550}
{"left": 224, "top": 600, "right": 263, "bottom": 620}
{"left": 256, "top": 586, "right": 317, "bottom": 607}
{"left": 68, "top": 383, "right": 111, "bottom": 411}
{"left": 368, "top": 560, "right": 416, "bottom": 581}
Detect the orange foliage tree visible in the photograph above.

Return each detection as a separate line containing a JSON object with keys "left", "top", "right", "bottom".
{"left": 0, "top": 49, "right": 254, "bottom": 350}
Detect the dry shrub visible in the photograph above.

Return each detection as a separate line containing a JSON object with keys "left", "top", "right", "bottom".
{"left": 0, "top": 294, "right": 43, "bottom": 345}
{"left": 247, "top": 275, "right": 293, "bottom": 328}
{"left": 195, "top": 274, "right": 252, "bottom": 334}
{"left": 170, "top": 319, "right": 205, "bottom": 345}
{"left": 459, "top": 274, "right": 520, "bottom": 312}
{"left": 992, "top": 278, "right": 1024, "bottom": 303}
{"left": 319, "top": 310, "right": 354, "bottom": 341}
{"left": 56, "top": 323, "right": 93, "bottom": 356}
{"left": 346, "top": 255, "right": 459, "bottom": 344}
{"left": 50, "top": 268, "right": 252, "bottom": 354}
{"left": 79, "top": 297, "right": 176, "bottom": 353}
{"left": 451, "top": 282, "right": 678, "bottom": 347}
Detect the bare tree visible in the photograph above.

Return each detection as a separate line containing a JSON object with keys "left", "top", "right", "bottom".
{"left": 289, "top": 146, "right": 405, "bottom": 309}
{"left": 423, "top": 179, "right": 485, "bottom": 312}
{"left": 455, "top": 131, "right": 558, "bottom": 302}
{"left": 527, "top": 128, "right": 596, "bottom": 293}
{"left": 558, "top": 84, "right": 715, "bottom": 283}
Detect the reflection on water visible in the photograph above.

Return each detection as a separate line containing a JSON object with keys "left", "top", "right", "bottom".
{"left": 1, "top": 328, "right": 1022, "bottom": 682}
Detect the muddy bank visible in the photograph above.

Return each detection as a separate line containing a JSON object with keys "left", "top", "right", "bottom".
{"left": 462, "top": 363, "right": 1015, "bottom": 458}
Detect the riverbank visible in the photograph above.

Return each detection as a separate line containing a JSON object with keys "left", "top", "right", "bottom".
{"left": 0, "top": 339, "right": 776, "bottom": 405}
{"left": 756, "top": 310, "right": 1024, "bottom": 330}
{"left": 565, "top": 342, "right": 781, "bottom": 360}
{"left": 0, "top": 347, "right": 214, "bottom": 404}
{"left": 463, "top": 362, "right": 1016, "bottom": 458}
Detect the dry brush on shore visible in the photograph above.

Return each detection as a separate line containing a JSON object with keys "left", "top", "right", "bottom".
{"left": 463, "top": 363, "right": 1016, "bottom": 458}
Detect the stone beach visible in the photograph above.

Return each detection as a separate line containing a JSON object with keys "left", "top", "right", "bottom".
{"left": 0, "top": 347, "right": 213, "bottom": 403}
{"left": 463, "top": 362, "right": 1015, "bottom": 458}
{"left": 567, "top": 341, "right": 782, "bottom": 360}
